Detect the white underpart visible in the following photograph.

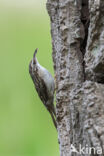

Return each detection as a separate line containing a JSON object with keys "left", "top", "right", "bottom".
{"left": 37, "top": 62, "right": 55, "bottom": 97}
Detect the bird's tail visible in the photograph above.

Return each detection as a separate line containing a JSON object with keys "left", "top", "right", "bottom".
{"left": 49, "top": 110, "right": 57, "bottom": 129}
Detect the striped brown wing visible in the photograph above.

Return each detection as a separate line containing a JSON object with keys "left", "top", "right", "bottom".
{"left": 29, "top": 64, "right": 49, "bottom": 106}
{"left": 34, "top": 74, "right": 49, "bottom": 106}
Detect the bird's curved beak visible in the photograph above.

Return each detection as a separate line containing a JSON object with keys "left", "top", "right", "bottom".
{"left": 33, "top": 48, "right": 38, "bottom": 58}
{"left": 33, "top": 48, "right": 38, "bottom": 64}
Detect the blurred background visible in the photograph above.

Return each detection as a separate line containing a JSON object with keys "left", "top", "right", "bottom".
{"left": 0, "top": 0, "right": 59, "bottom": 155}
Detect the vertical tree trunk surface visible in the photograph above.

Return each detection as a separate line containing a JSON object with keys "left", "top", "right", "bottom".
{"left": 47, "top": 0, "right": 104, "bottom": 155}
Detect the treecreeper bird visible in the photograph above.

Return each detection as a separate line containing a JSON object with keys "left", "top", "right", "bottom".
{"left": 29, "top": 48, "right": 57, "bottom": 128}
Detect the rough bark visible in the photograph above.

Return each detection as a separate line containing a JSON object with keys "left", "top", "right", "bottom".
{"left": 46, "top": 0, "right": 104, "bottom": 155}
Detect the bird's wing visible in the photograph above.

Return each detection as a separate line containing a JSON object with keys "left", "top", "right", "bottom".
{"left": 29, "top": 62, "right": 49, "bottom": 105}
{"left": 33, "top": 72, "right": 49, "bottom": 106}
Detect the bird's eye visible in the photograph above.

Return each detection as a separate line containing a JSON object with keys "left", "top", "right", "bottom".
{"left": 33, "top": 62, "right": 36, "bottom": 65}
{"left": 31, "top": 59, "right": 35, "bottom": 66}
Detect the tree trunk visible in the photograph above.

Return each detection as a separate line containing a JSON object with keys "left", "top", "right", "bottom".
{"left": 46, "top": 0, "right": 104, "bottom": 155}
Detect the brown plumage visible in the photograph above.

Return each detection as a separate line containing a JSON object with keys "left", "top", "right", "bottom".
{"left": 29, "top": 49, "right": 57, "bottom": 128}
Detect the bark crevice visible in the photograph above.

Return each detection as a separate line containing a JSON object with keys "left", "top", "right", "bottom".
{"left": 80, "top": 0, "right": 90, "bottom": 81}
